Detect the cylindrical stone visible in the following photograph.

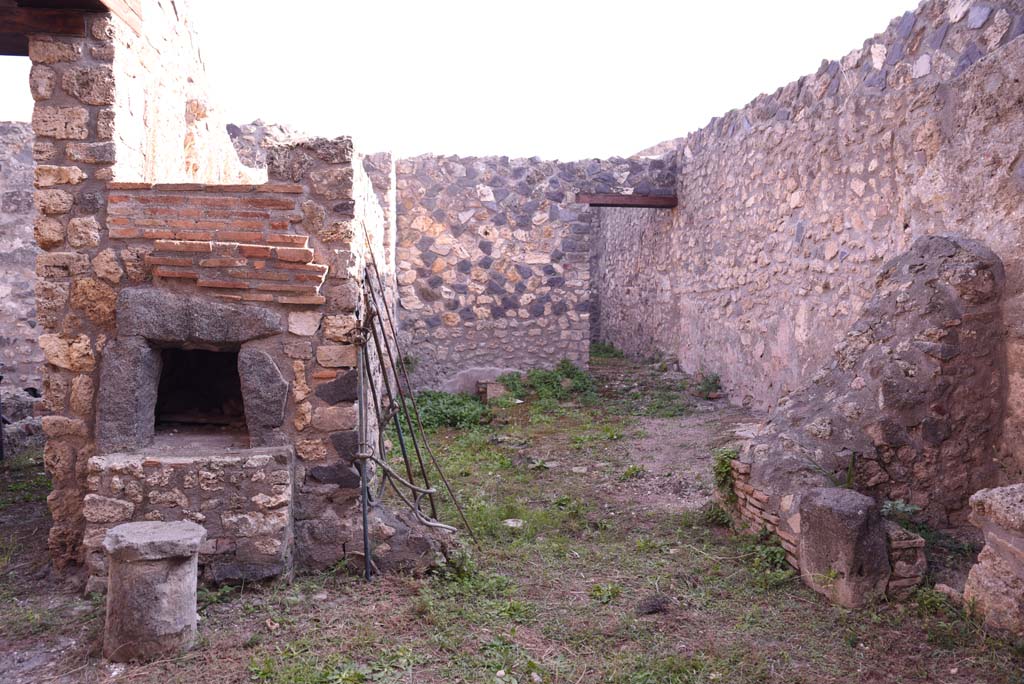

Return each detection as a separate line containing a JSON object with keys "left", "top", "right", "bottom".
{"left": 102, "top": 521, "right": 207, "bottom": 662}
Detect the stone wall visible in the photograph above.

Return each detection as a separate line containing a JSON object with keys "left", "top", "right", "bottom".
{"left": 0, "top": 122, "right": 41, "bottom": 392}
{"left": 395, "top": 154, "right": 675, "bottom": 390}
{"left": 595, "top": 0, "right": 1024, "bottom": 477}
{"left": 84, "top": 447, "right": 294, "bottom": 590}
{"left": 107, "top": 0, "right": 255, "bottom": 184}
{"left": 27, "top": 8, "right": 444, "bottom": 579}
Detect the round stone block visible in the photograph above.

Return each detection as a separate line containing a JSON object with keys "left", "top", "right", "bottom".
{"left": 102, "top": 521, "right": 207, "bottom": 662}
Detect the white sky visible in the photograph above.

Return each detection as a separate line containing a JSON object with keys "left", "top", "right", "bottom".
{"left": 0, "top": 1, "right": 918, "bottom": 159}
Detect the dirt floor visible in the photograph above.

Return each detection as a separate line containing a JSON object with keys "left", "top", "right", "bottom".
{"left": 1, "top": 354, "right": 1022, "bottom": 683}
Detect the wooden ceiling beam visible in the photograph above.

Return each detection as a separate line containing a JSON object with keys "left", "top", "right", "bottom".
{"left": 16, "top": 1, "right": 106, "bottom": 10}
{"left": 576, "top": 193, "right": 678, "bottom": 209}
{"left": 0, "top": 7, "right": 87, "bottom": 37}
{"left": 15, "top": 1, "right": 141, "bottom": 36}
{"left": 0, "top": 31, "right": 30, "bottom": 56}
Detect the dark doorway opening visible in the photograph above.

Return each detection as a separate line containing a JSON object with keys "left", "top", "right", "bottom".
{"left": 154, "top": 349, "right": 246, "bottom": 433}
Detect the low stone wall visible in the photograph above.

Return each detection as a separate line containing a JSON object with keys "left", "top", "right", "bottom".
{"left": 83, "top": 447, "right": 294, "bottom": 591}
{"left": 729, "top": 457, "right": 927, "bottom": 602}
{"left": 395, "top": 154, "right": 674, "bottom": 390}
{"left": 594, "top": 0, "right": 1024, "bottom": 479}
{"left": 0, "top": 122, "right": 42, "bottom": 392}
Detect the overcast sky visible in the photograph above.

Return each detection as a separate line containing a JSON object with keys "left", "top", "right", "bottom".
{"left": 0, "top": 1, "right": 918, "bottom": 159}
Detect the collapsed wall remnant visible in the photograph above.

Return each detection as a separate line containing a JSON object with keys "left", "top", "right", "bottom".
{"left": 727, "top": 235, "right": 1005, "bottom": 604}
{"left": 746, "top": 236, "right": 1005, "bottom": 526}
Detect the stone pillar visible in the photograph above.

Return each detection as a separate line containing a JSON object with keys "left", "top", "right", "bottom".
{"left": 102, "top": 521, "right": 206, "bottom": 662}
{"left": 964, "top": 485, "right": 1024, "bottom": 634}
{"left": 798, "top": 487, "right": 890, "bottom": 609}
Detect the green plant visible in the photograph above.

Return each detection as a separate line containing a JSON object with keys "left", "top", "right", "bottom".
{"left": 643, "top": 390, "right": 691, "bottom": 418}
{"left": 590, "top": 341, "right": 625, "bottom": 359}
{"left": 497, "top": 372, "right": 527, "bottom": 400}
{"left": 600, "top": 424, "right": 624, "bottom": 441}
{"left": 700, "top": 503, "right": 732, "bottom": 527}
{"left": 620, "top": 464, "right": 645, "bottom": 481}
{"left": 743, "top": 531, "right": 795, "bottom": 590}
{"left": 695, "top": 370, "right": 722, "bottom": 398}
{"left": 819, "top": 567, "right": 840, "bottom": 587}
{"left": 635, "top": 537, "right": 666, "bottom": 553}
{"left": 881, "top": 499, "right": 921, "bottom": 523}
{"left": 415, "top": 390, "right": 492, "bottom": 431}
{"left": 589, "top": 582, "right": 622, "bottom": 604}
{"left": 913, "top": 586, "right": 956, "bottom": 619}
{"left": 399, "top": 355, "right": 419, "bottom": 374}
{"left": 712, "top": 447, "right": 739, "bottom": 504}
{"left": 198, "top": 584, "right": 239, "bottom": 610}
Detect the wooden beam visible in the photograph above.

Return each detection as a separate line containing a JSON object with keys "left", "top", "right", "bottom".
{"left": 16, "top": 1, "right": 141, "bottom": 35}
{"left": 16, "top": 1, "right": 106, "bottom": 10}
{"left": 99, "top": 0, "right": 141, "bottom": 35}
{"left": 0, "top": 31, "right": 29, "bottom": 56}
{"left": 576, "top": 193, "right": 678, "bottom": 209}
{"left": 0, "top": 7, "right": 86, "bottom": 37}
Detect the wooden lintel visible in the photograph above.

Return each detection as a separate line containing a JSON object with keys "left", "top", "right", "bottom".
{"left": 0, "top": 32, "right": 30, "bottom": 56}
{"left": 16, "top": 1, "right": 107, "bottom": 10}
{"left": 0, "top": 7, "right": 87, "bottom": 37}
{"left": 16, "top": 1, "right": 141, "bottom": 36}
{"left": 576, "top": 193, "right": 678, "bottom": 209}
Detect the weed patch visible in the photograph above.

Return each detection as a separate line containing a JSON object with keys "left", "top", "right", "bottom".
{"left": 712, "top": 447, "right": 739, "bottom": 503}
{"left": 590, "top": 341, "right": 625, "bottom": 359}
{"left": 694, "top": 371, "right": 722, "bottom": 398}
{"left": 415, "top": 391, "right": 492, "bottom": 431}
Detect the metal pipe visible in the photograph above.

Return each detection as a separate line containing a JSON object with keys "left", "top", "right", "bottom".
{"left": 0, "top": 373, "right": 5, "bottom": 463}
{"left": 356, "top": 345, "right": 372, "bottom": 582}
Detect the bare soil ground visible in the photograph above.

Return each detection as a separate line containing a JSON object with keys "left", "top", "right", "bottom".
{"left": 1, "top": 356, "right": 1021, "bottom": 683}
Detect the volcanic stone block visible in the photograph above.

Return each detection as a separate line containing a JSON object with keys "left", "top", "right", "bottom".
{"left": 309, "top": 461, "right": 361, "bottom": 488}
{"left": 329, "top": 430, "right": 359, "bottom": 459}
{"left": 314, "top": 369, "right": 357, "bottom": 404}
{"left": 116, "top": 288, "right": 284, "bottom": 346}
{"left": 798, "top": 488, "right": 890, "bottom": 609}
{"left": 964, "top": 485, "right": 1024, "bottom": 634}
{"left": 238, "top": 348, "right": 288, "bottom": 445}
{"left": 96, "top": 336, "right": 161, "bottom": 452}
{"left": 102, "top": 521, "right": 206, "bottom": 662}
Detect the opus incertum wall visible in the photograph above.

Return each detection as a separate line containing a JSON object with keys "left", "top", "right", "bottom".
{"left": 0, "top": 122, "right": 42, "bottom": 392}
{"left": 595, "top": 0, "right": 1024, "bottom": 480}
{"left": 394, "top": 154, "right": 675, "bottom": 391}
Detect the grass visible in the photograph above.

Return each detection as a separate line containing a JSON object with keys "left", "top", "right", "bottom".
{"left": 643, "top": 389, "right": 692, "bottom": 418}
{"left": 499, "top": 359, "right": 597, "bottom": 404}
{"left": 4, "top": 358, "right": 1024, "bottom": 683}
{"left": 712, "top": 447, "right": 739, "bottom": 503}
{"left": 0, "top": 448, "right": 49, "bottom": 509}
{"left": 415, "top": 390, "right": 492, "bottom": 431}
{"left": 591, "top": 341, "right": 626, "bottom": 359}
{"left": 694, "top": 371, "right": 722, "bottom": 398}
